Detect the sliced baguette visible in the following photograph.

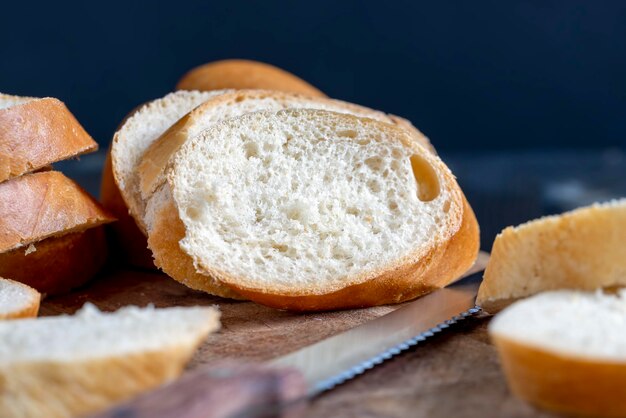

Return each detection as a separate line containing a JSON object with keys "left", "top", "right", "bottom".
{"left": 490, "top": 290, "right": 626, "bottom": 417}
{"left": 477, "top": 199, "right": 626, "bottom": 312}
{"left": 177, "top": 59, "right": 326, "bottom": 97}
{"left": 0, "top": 227, "right": 109, "bottom": 295}
{"left": 167, "top": 109, "right": 479, "bottom": 310}
{"left": 0, "top": 278, "right": 40, "bottom": 319}
{"left": 139, "top": 90, "right": 432, "bottom": 300}
{"left": 0, "top": 303, "right": 220, "bottom": 418}
{"left": 0, "top": 171, "right": 115, "bottom": 253}
{"left": 0, "top": 93, "right": 97, "bottom": 183}
{"left": 139, "top": 89, "right": 432, "bottom": 202}
{"left": 109, "top": 90, "right": 229, "bottom": 234}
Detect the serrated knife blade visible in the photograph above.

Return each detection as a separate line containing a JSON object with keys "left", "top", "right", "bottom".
{"left": 269, "top": 271, "right": 483, "bottom": 396}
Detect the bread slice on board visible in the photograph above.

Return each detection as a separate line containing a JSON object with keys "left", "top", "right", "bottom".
{"left": 477, "top": 199, "right": 626, "bottom": 312}
{"left": 0, "top": 303, "right": 220, "bottom": 418}
{"left": 109, "top": 90, "right": 229, "bottom": 234}
{"left": 0, "top": 93, "right": 97, "bottom": 183}
{"left": 0, "top": 278, "right": 40, "bottom": 319}
{"left": 0, "top": 227, "right": 109, "bottom": 295}
{"left": 167, "top": 109, "right": 479, "bottom": 310}
{"left": 140, "top": 90, "right": 433, "bottom": 301}
{"left": 139, "top": 89, "right": 432, "bottom": 202}
{"left": 0, "top": 171, "right": 114, "bottom": 253}
{"left": 490, "top": 290, "right": 626, "bottom": 417}
{"left": 177, "top": 59, "right": 326, "bottom": 97}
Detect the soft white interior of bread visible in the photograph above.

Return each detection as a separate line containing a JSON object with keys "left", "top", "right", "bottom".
{"left": 0, "top": 93, "right": 35, "bottom": 110}
{"left": 0, "top": 303, "right": 219, "bottom": 362}
{"left": 490, "top": 289, "right": 626, "bottom": 361}
{"left": 0, "top": 279, "right": 38, "bottom": 317}
{"left": 172, "top": 109, "right": 460, "bottom": 294}
{"left": 139, "top": 89, "right": 427, "bottom": 202}
{"left": 112, "top": 90, "right": 228, "bottom": 219}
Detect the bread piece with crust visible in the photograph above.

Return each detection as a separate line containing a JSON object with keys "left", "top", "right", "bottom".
{"left": 177, "top": 59, "right": 326, "bottom": 97}
{"left": 167, "top": 109, "right": 478, "bottom": 310}
{"left": 490, "top": 289, "right": 626, "bottom": 417}
{"left": 0, "top": 93, "right": 97, "bottom": 183}
{"left": 477, "top": 199, "right": 626, "bottom": 312}
{"left": 0, "top": 227, "right": 109, "bottom": 295}
{"left": 140, "top": 90, "right": 433, "bottom": 301}
{"left": 109, "top": 90, "right": 229, "bottom": 235}
{"left": 0, "top": 303, "right": 220, "bottom": 418}
{"left": 0, "top": 171, "right": 114, "bottom": 253}
{"left": 0, "top": 278, "right": 40, "bottom": 319}
{"left": 139, "top": 89, "right": 432, "bottom": 202}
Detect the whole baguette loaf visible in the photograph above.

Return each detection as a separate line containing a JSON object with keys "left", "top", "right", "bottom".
{"left": 490, "top": 290, "right": 626, "bottom": 418}
{"left": 0, "top": 278, "right": 40, "bottom": 319}
{"left": 0, "top": 93, "right": 97, "bottom": 183}
{"left": 477, "top": 199, "right": 626, "bottom": 312}
{"left": 0, "top": 303, "right": 220, "bottom": 418}
{"left": 167, "top": 109, "right": 479, "bottom": 310}
{"left": 0, "top": 171, "right": 115, "bottom": 253}
{"left": 177, "top": 59, "right": 326, "bottom": 97}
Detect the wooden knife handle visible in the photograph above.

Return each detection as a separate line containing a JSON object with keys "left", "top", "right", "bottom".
{"left": 88, "top": 363, "right": 307, "bottom": 418}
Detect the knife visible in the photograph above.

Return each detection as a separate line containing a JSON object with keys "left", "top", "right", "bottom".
{"left": 91, "top": 270, "right": 483, "bottom": 418}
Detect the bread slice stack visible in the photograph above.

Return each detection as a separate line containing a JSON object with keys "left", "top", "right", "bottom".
{"left": 0, "top": 93, "right": 114, "bottom": 295}
{"left": 105, "top": 62, "right": 479, "bottom": 310}
{"left": 0, "top": 303, "right": 220, "bottom": 417}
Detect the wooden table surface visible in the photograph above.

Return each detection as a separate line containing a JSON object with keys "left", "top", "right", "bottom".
{"left": 40, "top": 253, "right": 555, "bottom": 418}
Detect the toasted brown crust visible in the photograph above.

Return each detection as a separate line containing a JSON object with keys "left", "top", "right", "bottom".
{"left": 176, "top": 59, "right": 326, "bottom": 97}
{"left": 0, "top": 227, "right": 108, "bottom": 295}
{"left": 147, "top": 195, "right": 244, "bottom": 300}
{"left": 0, "top": 171, "right": 115, "bottom": 253}
{"left": 492, "top": 334, "right": 626, "bottom": 417}
{"left": 100, "top": 150, "right": 155, "bottom": 269}
{"left": 0, "top": 278, "right": 41, "bottom": 319}
{"left": 227, "top": 197, "right": 479, "bottom": 311}
{"left": 0, "top": 96, "right": 98, "bottom": 183}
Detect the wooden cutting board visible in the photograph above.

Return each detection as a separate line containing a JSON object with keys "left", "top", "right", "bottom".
{"left": 39, "top": 252, "right": 554, "bottom": 417}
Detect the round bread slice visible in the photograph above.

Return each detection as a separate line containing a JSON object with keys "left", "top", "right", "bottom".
{"left": 139, "top": 89, "right": 433, "bottom": 202}
{"left": 490, "top": 290, "right": 626, "bottom": 417}
{"left": 477, "top": 199, "right": 626, "bottom": 313}
{"left": 177, "top": 59, "right": 326, "bottom": 97}
{"left": 109, "top": 90, "right": 230, "bottom": 233}
{"left": 0, "top": 278, "right": 40, "bottom": 319}
{"left": 0, "top": 93, "right": 97, "bottom": 183}
{"left": 168, "top": 109, "right": 479, "bottom": 310}
{"left": 0, "top": 171, "right": 115, "bottom": 253}
{"left": 0, "top": 303, "right": 220, "bottom": 418}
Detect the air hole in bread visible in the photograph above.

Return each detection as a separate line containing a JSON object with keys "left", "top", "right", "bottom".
{"left": 410, "top": 154, "right": 440, "bottom": 202}
{"left": 442, "top": 199, "right": 451, "bottom": 213}
{"left": 368, "top": 179, "right": 382, "bottom": 193}
{"left": 186, "top": 206, "right": 202, "bottom": 221}
{"left": 245, "top": 142, "right": 260, "bottom": 159}
{"left": 337, "top": 129, "right": 357, "bottom": 138}
{"left": 364, "top": 156, "right": 385, "bottom": 172}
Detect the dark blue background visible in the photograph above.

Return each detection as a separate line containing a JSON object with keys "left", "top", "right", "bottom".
{"left": 2, "top": 1, "right": 625, "bottom": 151}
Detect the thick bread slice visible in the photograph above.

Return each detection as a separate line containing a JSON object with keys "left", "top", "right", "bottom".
{"left": 477, "top": 199, "right": 626, "bottom": 312}
{"left": 0, "top": 227, "right": 109, "bottom": 295}
{"left": 110, "top": 90, "right": 229, "bottom": 233}
{"left": 0, "top": 171, "right": 115, "bottom": 253}
{"left": 139, "top": 89, "right": 433, "bottom": 201}
{"left": 0, "top": 278, "right": 40, "bottom": 319}
{"left": 100, "top": 149, "right": 155, "bottom": 269}
{"left": 177, "top": 59, "right": 326, "bottom": 97}
{"left": 169, "top": 109, "right": 479, "bottom": 310}
{"left": 0, "top": 303, "right": 220, "bottom": 418}
{"left": 0, "top": 93, "right": 97, "bottom": 183}
{"left": 490, "top": 290, "right": 626, "bottom": 417}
